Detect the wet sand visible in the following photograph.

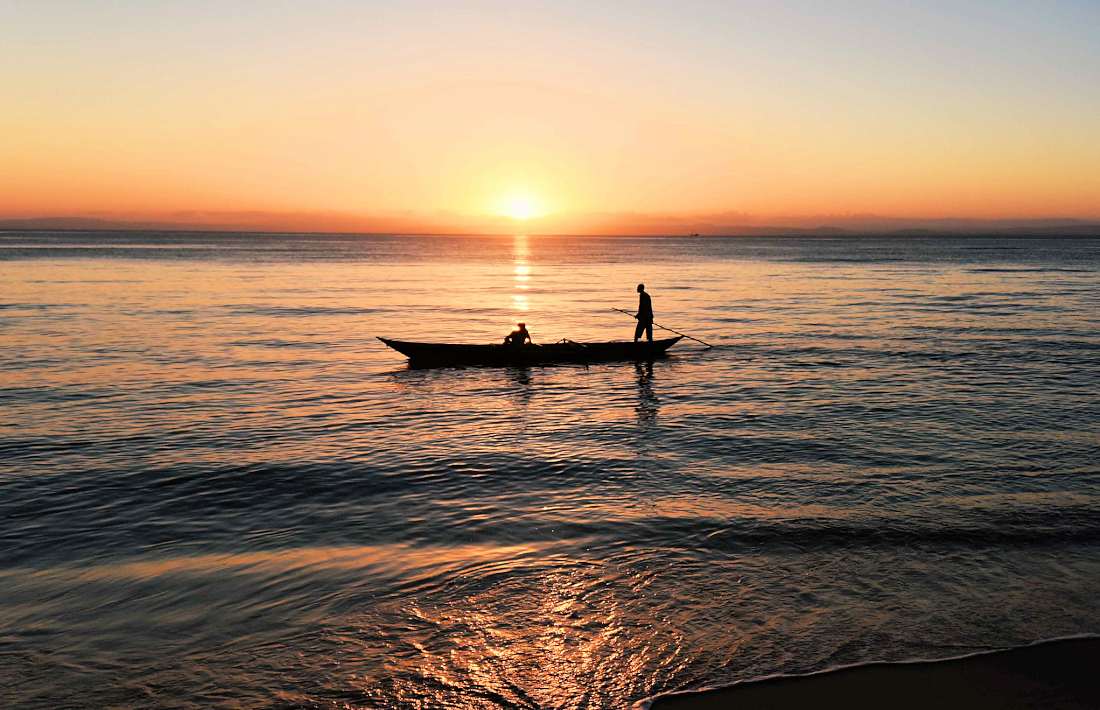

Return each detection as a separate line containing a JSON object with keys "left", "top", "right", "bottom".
{"left": 649, "top": 637, "right": 1100, "bottom": 710}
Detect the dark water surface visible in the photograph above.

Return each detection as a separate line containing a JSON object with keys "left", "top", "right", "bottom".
{"left": 2, "top": 232, "right": 1098, "bottom": 708}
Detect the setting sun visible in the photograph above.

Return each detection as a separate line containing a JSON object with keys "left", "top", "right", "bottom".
{"left": 509, "top": 198, "right": 533, "bottom": 221}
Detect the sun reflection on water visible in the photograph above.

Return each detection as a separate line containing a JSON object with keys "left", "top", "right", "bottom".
{"left": 6, "top": 235, "right": 1100, "bottom": 709}
{"left": 512, "top": 235, "right": 531, "bottom": 312}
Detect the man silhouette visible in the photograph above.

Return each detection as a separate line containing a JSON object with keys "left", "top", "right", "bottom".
{"left": 503, "top": 321, "right": 532, "bottom": 345}
{"left": 634, "top": 284, "right": 653, "bottom": 342}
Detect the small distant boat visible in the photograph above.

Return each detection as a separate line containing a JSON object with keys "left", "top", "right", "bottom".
{"left": 379, "top": 336, "right": 683, "bottom": 367}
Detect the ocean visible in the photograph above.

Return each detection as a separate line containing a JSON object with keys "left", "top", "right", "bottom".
{"left": 1, "top": 231, "right": 1098, "bottom": 709}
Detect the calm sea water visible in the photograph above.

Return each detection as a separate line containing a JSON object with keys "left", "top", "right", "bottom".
{"left": 2, "top": 232, "right": 1098, "bottom": 709}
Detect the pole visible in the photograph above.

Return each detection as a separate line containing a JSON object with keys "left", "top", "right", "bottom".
{"left": 612, "top": 308, "right": 713, "bottom": 348}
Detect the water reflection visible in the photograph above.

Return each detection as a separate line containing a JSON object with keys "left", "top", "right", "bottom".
{"left": 513, "top": 235, "right": 530, "bottom": 313}
{"left": 9, "top": 235, "right": 1100, "bottom": 709}
{"left": 506, "top": 366, "right": 533, "bottom": 406}
{"left": 635, "top": 360, "right": 658, "bottom": 425}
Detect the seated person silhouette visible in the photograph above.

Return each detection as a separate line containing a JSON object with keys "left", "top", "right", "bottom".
{"left": 503, "top": 321, "right": 532, "bottom": 345}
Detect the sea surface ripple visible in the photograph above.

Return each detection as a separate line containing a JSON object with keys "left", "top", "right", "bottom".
{"left": 1, "top": 232, "right": 1098, "bottom": 708}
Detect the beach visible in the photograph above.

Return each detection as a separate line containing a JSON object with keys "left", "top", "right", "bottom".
{"left": 650, "top": 637, "right": 1100, "bottom": 710}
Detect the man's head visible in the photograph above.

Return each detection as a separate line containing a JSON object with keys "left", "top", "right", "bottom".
{"left": 637, "top": 283, "right": 645, "bottom": 293}
{"left": 516, "top": 321, "right": 526, "bottom": 329}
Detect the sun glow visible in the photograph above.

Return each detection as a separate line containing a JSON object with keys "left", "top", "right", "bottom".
{"left": 4, "top": 2, "right": 1099, "bottom": 231}
{"left": 509, "top": 198, "right": 533, "bottom": 220}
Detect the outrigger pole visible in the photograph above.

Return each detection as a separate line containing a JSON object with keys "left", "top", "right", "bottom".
{"left": 612, "top": 308, "right": 713, "bottom": 348}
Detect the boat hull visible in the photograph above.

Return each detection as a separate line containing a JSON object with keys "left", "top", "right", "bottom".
{"left": 378, "top": 336, "right": 683, "bottom": 367}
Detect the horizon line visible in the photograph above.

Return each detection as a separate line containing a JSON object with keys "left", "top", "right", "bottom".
{"left": 3, "top": 214, "right": 1100, "bottom": 239}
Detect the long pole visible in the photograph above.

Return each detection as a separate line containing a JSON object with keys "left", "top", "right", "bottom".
{"left": 612, "top": 308, "right": 713, "bottom": 348}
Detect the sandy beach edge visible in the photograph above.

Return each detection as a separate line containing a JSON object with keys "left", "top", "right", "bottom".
{"left": 635, "top": 634, "right": 1100, "bottom": 710}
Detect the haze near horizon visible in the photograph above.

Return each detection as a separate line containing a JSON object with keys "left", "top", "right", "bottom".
{"left": 3, "top": 0, "right": 1099, "bottom": 234}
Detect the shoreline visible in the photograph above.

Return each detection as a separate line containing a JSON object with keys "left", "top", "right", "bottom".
{"left": 645, "top": 636, "right": 1100, "bottom": 710}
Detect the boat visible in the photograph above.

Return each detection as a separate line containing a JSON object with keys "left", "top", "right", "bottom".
{"left": 378, "top": 336, "right": 683, "bottom": 367}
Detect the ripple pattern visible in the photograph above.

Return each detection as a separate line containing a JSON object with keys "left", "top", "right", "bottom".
{"left": 1, "top": 233, "right": 1099, "bottom": 709}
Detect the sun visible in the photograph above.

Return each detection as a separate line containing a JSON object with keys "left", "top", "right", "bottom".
{"left": 509, "top": 197, "right": 533, "bottom": 220}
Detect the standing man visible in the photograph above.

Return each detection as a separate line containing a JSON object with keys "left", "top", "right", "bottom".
{"left": 634, "top": 283, "right": 653, "bottom": 342}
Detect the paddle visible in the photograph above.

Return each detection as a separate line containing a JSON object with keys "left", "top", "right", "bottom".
{"left": 612, "top": 308, "right": 713, "bottom": 348}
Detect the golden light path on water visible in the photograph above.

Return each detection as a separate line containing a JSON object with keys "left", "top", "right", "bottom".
{"left": 1, "top": 234, "right": 1099, "bottom": 709}
{"left": 513, "top": 234, "right": 531, "bottom": 313}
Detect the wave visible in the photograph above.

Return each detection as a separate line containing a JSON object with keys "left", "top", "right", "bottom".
{"left": 2, "top": 456, "right": 1098, "bottom": 569}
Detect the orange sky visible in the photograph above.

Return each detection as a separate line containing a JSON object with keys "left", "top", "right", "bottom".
{"left": 2, "top": 1, "right": 1099, "bottom": 233}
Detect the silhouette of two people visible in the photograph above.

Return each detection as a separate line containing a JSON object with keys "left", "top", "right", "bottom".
{"left": 503, "top": 321, "right": 532, "bottom": 346}
{"left": 634, "top": 284, "right": 653, "bottom": 342}
{"left": 502, "top": 286, "right": 650, "bottom": 345}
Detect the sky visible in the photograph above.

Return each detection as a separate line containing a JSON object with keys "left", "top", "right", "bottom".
{"left": 2, "top": 0, "right": 1098, "bottom": 234}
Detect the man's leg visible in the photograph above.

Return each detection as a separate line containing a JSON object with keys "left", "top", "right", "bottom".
{"left": 634, "top": 320, "right": 645, "bottom": 342}
{"left": 645, "top": 322, "right": 653, "bottom": 341}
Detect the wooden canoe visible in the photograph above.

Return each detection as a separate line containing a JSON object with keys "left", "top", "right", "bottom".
{"left": 378, "top": 336, "right": 682, "bottom": 367}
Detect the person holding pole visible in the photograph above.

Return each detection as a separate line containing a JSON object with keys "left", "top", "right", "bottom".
{"left": 634, "top": 284, "right": 653, "bottom": 342}
{"left": 611, "top": 299, "right": 712, "bottom": 348}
